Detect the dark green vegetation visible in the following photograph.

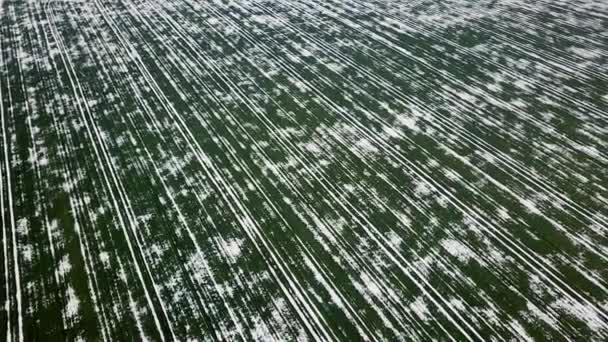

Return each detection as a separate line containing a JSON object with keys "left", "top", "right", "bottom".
{"left": 1, "top": 0, "right": 607, "bottom": 340}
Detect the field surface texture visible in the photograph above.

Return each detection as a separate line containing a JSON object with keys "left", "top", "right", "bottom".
{"left": 1, "top": 0, "right": 608, "bottom": 340}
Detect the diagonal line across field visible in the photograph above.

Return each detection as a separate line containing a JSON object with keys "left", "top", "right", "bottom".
{"left": 1, "top": 0, "right": 607, "bottom": 340}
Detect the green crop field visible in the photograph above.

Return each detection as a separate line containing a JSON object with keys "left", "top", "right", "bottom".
{"left": 1, "top": 0, "right": 607, "bottom": 340}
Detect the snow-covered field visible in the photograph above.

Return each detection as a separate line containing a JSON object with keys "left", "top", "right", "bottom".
{"left": 1, "top": 0, "right": 607, "bottom": 340}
